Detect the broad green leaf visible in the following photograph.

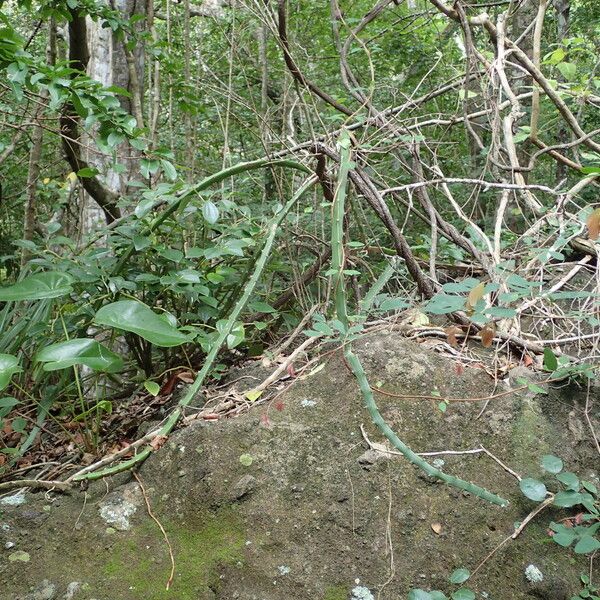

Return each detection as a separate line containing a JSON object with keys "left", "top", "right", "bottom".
{"left": 556, "top": 472, "right": 580, "bottom": 491}
{"left": 541, "top": 455, "right": 563, "bottom": 474}
{"left": 248, "top": 301, "right": 277, "bottom": 314}
{"left": 551, "top": 528, "right": 577, "bottom": 547}
{"left": 553, "top": 491, "right": 584, "bottom": 507}
{"left": 95, "top": 300, "right": 192, "bottom": 347}
{"left": 430, "top": 593, "right": 448, "bottom": 600}
{"left": 0, "top": 355, "right": 21, "bottom": 391}
{"left": 379, "top": 297, "right": 409, "bottom": 311}
{"left": 160, "top": 159, "right": 177, "bottom": 181}
{"left": 543, "top": 348, "right": 558, "bottom": 372}
{"left": 144, "top": 381, "right": 160, "bottom": 396}
{"left": 34, "top": 339, "right": 124, "bottom": 373}
{"left": 0, "top": 272, "right": 74, "bottom": 301}
{"left": 574, "top": 536, "right": 600, "bottom": 554}
{"left": 519, "top": 478, "right": 547, "bottom": 502}
{"left": 408, "top": 590, "right": 433, "bottom": 600}
{"left": 202, "top": 200, "right": 220, "bottom": 225}
{"left": 425, "top": 294, "right": 466, "bottom": 315}
{"left": 0, "top": 396, "right": 19, "bottom": 409}
{"left": 451, "top": 589, "right": 475, "bottom": 600}
{"left": 449, "top": 569, "right": 470, "bottom": 584}
{"left": 556, "top": 61, "right": 577, "bottom": 81}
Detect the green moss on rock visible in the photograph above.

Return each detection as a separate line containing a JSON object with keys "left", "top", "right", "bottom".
{"left": 101, "top": 506, "right": 245, "bottom": 599}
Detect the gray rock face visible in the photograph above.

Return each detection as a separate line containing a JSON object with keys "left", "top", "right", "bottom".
{"left": 0, "top": 334, "right": 597, "bottom": 599}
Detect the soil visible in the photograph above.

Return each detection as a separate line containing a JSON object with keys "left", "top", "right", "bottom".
{"left": 0, "top": 333, "right": 598, "bottom": 600}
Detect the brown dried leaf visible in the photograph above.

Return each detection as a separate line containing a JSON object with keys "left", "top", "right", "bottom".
{"left": 587, "top": 208, "right": 600, "bottom": 241}
{"left": 431, "top": 522, "right": 442, "bottom": 534}
{"left": 445, "top": 326, "right": 462, "bottom": 347}
{"left": 480, "top": 324, "right": 496, "bottom": 348}
{"left": 150, "top": 435, "right": 168, "bottom": 451}
{"left": 467, "top": 282, "right": 486, "bottom": 309}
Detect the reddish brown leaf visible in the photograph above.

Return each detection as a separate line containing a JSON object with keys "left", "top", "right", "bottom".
{"left": 480, "top": 324, "right": 496, "bottom": 348}
{"left": 150, "top": 435, "right": 168, "bottom": 451}
{"left": 523, "top": 354, "right": 533, "bottom": 367}
{"left": 177, "top": 371, "right": 195, "bottom": 384}
{"left": 587, "top": 208, "right": 600, "bottom": 241}
{"left": 202, "top": 414, "right": 220, "bottom": 421}
{"left": 286, "top": 363, "right": 297, "bottom": 378}
{"left": 445, "top": 326, "right": 462, "bottom": 347}
{"left": 274, "top": 401, "right": 285, "bottom": 411}
{"left": 454, "top": 362, "right": 465, "bottom": 376}
{"left": 260, "top": 413, "right": 271, "bottom": 426}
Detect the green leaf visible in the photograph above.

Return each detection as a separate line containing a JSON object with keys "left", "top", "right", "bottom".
{"left": 202, "top": 201, "right": 220, "bottom": 225}
{"left": 0, "top": 272, "right": 74, "bottom": 301}
{"left": 556, "top": 61, "right": 577, "bottom": 81}
{"left": 144, "top": 381, "right": 160, "bottom": 396}
{"left": 34, "top": 339, "right": 124, "bottom": 373}
{"left": 160, "top": 159, "right": 177, "bottom": 181}
{"left": 519, "top": 478, "right": 547, "bottom": 502}
{"left": 543, "top": 348, "right": 558, "bottom": 372}
{"left": 95, "top": 300, "right": 192, "bottom": 347}
{"left": 379, "top": 297, "right": 409, "bottom": 311}
{"left": 582, "top": 481, "right": 598, "bottom": 495}
{"left": 248, "top": 301, "right": 277, "bottom": 314}
{"left": 76, "top": 167, "right": 99, "bottom": 178}
{"left": 556, "top": 472, "right": 580, "bottom": 491}
{"left": 239, "top": 453, "right": 253, "bottom": 466}
{"left": 0, "top": 396, "right": 20, "bottom": 409}
{"left": 553, "top": 490, "right": 584, "bottom": 507}
{"left": 430, "top": 593, "right": 448, "bottom": 600}
{"left": 244, "top": 389, "right": 262, "bottom": 402}
{"left": 408, "top": 591, "right": 433, "bottom": 600}
{"left": 574, "top": 536, "right": 600, "bottom": 554}
{"left": 12, "top": 417, "right": 26, "bottom": 433}
{"left": 425, "top": 294, "right": 466, "bottom": 315}
{"left": 0, "top": 355, "right": 22, "bottom": 392}
{"left": 551, "top": 528, "right": 577, "bottom": 547}
{"left": 449, "top": 569, "right": 470, "bottom": 584}
{"left": 541, "top": 455, "right": 563, "bottom": 474}
{"left": 451, "top": 589, "right": 475, "bottom": 600}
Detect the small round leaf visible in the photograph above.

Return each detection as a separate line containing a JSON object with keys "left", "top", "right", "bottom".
{"left": 239, "top": 453, "right": 253, "bottom": 467}
{"left": 519, "top": 478, "right": 547, "bottom": 502}
{"left": 449, "top": 568, "right": 470, "bottom": 585}
{"left": 540, "top": 455, "right": 563, "bottom": 474}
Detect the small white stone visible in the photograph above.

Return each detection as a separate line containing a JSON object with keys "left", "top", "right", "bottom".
{"left": 278, "top": 565, "right": 290, "bottom": 576}
{"left": 525, "top": 564, "right": 543, "bottom": 583}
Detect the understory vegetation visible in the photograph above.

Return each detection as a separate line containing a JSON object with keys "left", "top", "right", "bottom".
{"left": 0, "top": 0, "right": 598, "bottom": 597}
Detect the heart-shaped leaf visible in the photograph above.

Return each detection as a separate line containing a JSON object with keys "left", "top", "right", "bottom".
{"left": 0, "top": 272, "right": 74, "bottom": 301}
{"left": 95, "top": 300, "right": 192, "bottom": 347}
{"left": 0, "top": 355, "right": 22, "bottom": 391}
{"left": 35, "top": 339, "right": 124, "bottom": 373}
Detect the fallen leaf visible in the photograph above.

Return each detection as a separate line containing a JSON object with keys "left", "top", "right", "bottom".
{"left": 523, "top": 354, "right": 533, "bottom": 367}
{"left": 150, "top": 435, "right": 168, "bottom": 451}
{"left": 274, "top": 401, "right": 285, "bottom": 411}
{"left": 177, "top": 371, "right": 194, "bottom": 384}
{"left": 587, "top": 208, "right": 600, "bottom": 240}
{"left": 480, "top": 324, "right": 496, "bottom": 348}
{"left": 454, "top": 363, "right": 465, "bottom": 376}
{"left": 431, "top": 522, "right": 442, "bottom": 534}
{"left": 445, "top": 326, "right": 462, "bottom": 347}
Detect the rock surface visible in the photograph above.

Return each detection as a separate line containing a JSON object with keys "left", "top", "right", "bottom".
{"left": 0, "top": 334, "right": 597, "bottom": 599}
